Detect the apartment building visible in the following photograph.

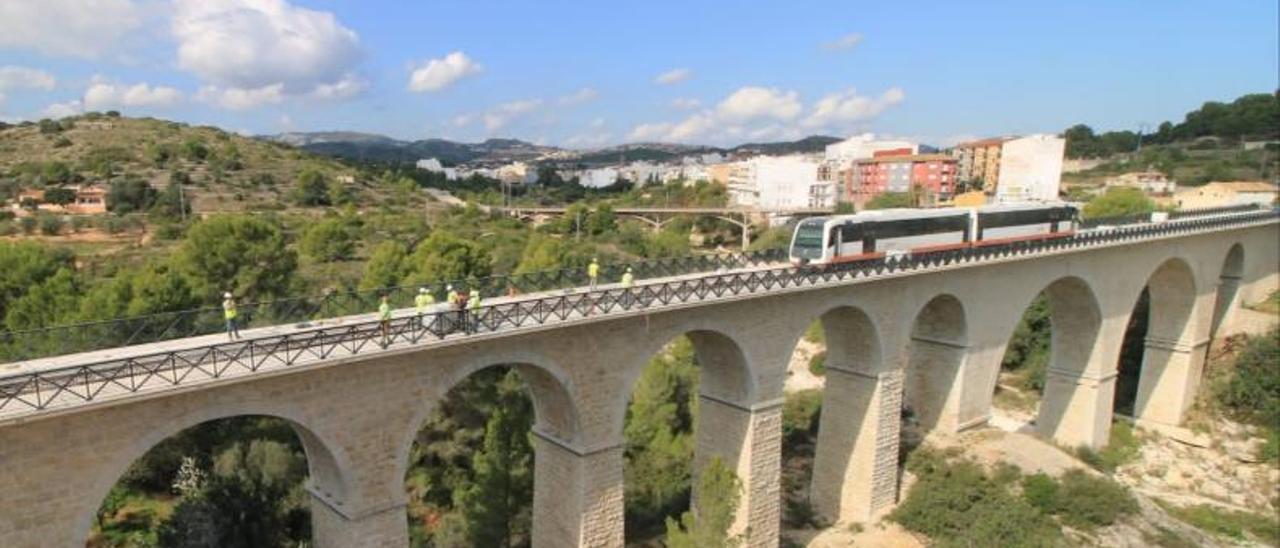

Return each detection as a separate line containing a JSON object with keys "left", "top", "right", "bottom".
{"left": 951, "top": 137, "right": 1008, "bottom": 191}
{"left": 728, "top": 155, "right": 831, "bottom": 209}
{"left": 994, "top": 135, "right": 1066, "bottom": 203}
{"left": 845, "top": 153, "right": 957, "bottom": 207}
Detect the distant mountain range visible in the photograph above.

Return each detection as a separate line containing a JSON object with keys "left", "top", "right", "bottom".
{"left": 261, "top": 132, "right": 843, "bottom": 166}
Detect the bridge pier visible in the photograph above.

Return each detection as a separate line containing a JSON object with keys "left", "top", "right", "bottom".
{"left": 1132, "top": 336, "right": 1210, "bottom": 427}
{"left": 810, "top": 367, "right": 903, "bottom": 523}
{"left": 695, "top": 395, "right": 782, "bottom": 548}
{"left": 529, "top": 429, "right": 626, "bottom": 548}
{"left": 1038, "top": 366, "right": 1117, "bottom": 448}
{"left": 310, "top": 493, "right": 408, "bottom": 548}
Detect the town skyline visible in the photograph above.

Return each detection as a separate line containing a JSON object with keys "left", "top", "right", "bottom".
{"left": 1, "top": 0, "right": 1276, "bottom": 147}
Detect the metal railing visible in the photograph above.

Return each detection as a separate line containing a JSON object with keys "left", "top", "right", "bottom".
{"left": 0, "top": 247, "right": 787, "bottom": 363}
{"left": 0, "top": 207, "right": 1275, "bottom": 418}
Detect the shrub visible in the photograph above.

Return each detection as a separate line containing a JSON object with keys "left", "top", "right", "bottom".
{"left": 803, "top": 320, "right": 825, "bottom": 344}
{"left": 1076, "top": 421, "right": 1142, "bottom": 473}
{"left": 1215, "top": 327, "right": 1280, "bottom": 426}
{"left": 781, "top": 390, "right": 822, "bottom": 447}
{"left": 891, "top": 448, "right": 1060, "bottom": 547}
{"left": 19, "top": 216, "right": 37, "bottom": 234}
{"left": 52, "top": 136, "right": 72, "bottom": 148}
{"left": 1031, "top": 470, "right": 1137, "bottom": 530}
{"left": 1160, "top": 502, "right": 1280, "bottom": 545}
{"left": 38, "top": 215, "right": 63, "bottom": 236}
{"left": 808, "top": 351, "right": 826, "bottom": 376}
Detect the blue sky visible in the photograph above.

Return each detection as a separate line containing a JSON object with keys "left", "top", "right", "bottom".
{"left": 0, "top": 0, "right": 1275, "bottom": 147}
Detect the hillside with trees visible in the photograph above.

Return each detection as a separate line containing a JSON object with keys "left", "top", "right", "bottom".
{"left": 1064, "top": 92, "right": 1280, "bottom": 159}
{"left": 0, "top": 112, "right": 405, "bottom": 216}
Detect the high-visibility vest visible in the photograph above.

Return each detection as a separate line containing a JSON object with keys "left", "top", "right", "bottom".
{"left": 223, "top": 300, "right": 237, "bottom": 320}
{"left": 468, "top": 291, "right": 481, "bottom": 310}
{"left": 378, "top": 302, "right": 391, "bottom": 321}
{"left": 588, "top": 262, "right": 599, "bottom": 278}
{"left": 447, "top": 290, "right": 459, "bottom": 305}
{"left": 415, "top": 293, "right": 434, "bottom": 313}
{"left": 621, "top": 272, "right": 634, "bottom": 288}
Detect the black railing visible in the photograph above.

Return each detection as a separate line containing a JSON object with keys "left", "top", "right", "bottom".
{"left": 0, "top": 207, "right": 1275, "bottom": 418}
{"left": 0, "top": 247, "right": 787, "bottom": 363}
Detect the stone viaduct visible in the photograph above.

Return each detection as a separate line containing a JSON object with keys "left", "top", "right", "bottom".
{"left": 0, "top": 215, "right": 1276, "bottom": 548}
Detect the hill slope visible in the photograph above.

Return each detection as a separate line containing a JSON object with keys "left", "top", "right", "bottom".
{"left": 0, "top": 114, "right": 370, "bottom": 213}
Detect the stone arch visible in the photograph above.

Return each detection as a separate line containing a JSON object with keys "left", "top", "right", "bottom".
{"left": 622, "top": 322, "right": 756, "bottom": 414}
{"left": 799, "top": 305, "right": 890, "bottom": 524}
{"left": 80, "top": 405, "right": 351, "bottom": 545}
{"left": 818, "top": 305, "right": 884, "bottom": 375}
{"left": 993, "top": 276, "right": 1105, "bottom": 441}
{"left": 617, "top": 322, "right": 759, "bottom": 541}
{"left": 395, "top": 349, "right": 584, "bottom": 548}
{"left": 1126, "top": 257, "right": 1201, "bottom": 424}
{"left": 1210, "top": 243, "right": 1245, "bottom": 339}
{"left": 394, "top": 348, "right": 582, "bottom": 482}
{"left": 904, "top": 294, "right": 969, "bottom": 431}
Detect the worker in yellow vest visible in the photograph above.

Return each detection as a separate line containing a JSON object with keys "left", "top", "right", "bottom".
{"left": 222, "top": 292, "right": 240, "bottom": 340}
{"left": 378, "top": 293, "right": 392, "bottom": 347}
{"left": 588, "top": 257, "right": 600, "bottom": 290}
{"left": 467, "top": 289, "right": 481, "bottom": 334}
{"left": 620, "top": 267, "right": 634, "bottom": 288}
{"left": 415, "top": 287, "right": 435, "bottom": 329}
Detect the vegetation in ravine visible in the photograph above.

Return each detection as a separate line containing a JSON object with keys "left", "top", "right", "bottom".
{"left": 891, "top": 447, "right": 1138, "bottom": 547}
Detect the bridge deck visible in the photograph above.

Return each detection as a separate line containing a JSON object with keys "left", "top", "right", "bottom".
{"left": 0, "top": 209, "right": 1274, "bottom": 424}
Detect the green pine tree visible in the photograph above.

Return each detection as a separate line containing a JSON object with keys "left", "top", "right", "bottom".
{"left": 664, "top": 456, "right": 743, "bottom": 548}
{"left": 457, "top": 370, "right": 534, "bottom": 548}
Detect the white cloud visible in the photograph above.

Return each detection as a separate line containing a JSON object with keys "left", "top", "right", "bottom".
{"left": 0, "top": 0, "right": 145, "bottom": 58}
{"left": 822, "top": 32, "right": 864, "bottom": 51}
{"left": 408, "top": 51, "right": 482, "bottom": 92}
{"left": 0, "top": 66, "right": 57, "bottom": 92}
{"left": 451, "top": 114, "right": 475, "bottom": 128}
{"left": 654, "top": 68, "right": 693, "bottom": 85}
{"left": 558, "top": 87, "right": 599, "bottom": 106}
{"left": 564, "top": 131, "right": 612, "bottom": 147}
{"left": 311, "top": 74, "right": 367, "bottom": 100}
{"left": 83, "top": 79, "right": 183, "bottom": 110}
{"left": 196, "top": 84, "right": 285, "bottom": 110}
{"left": 628, "top": 122, "right": 674, "bottom": 142}
{"left": 40, "top": 100, "right": 83, "bottom": 119}
{"left": 172, "top": 0, "right": 362, "bottom": 108}
{"left": 628, "top": 85, "right": 904, "bottom": 144}
{"left": 671, "top": 97, "right": 702, "bottom": 110}
{"left": 716, "top": 86, "right": 802, "bottom": 122}
{"left": 803, "top": 87, "right": 905, "bottom": 128}
{"left": 483, "top": 99, "right": 542, "bottom": 131}
{"left": 589, "top": 117, "right": 606, "bottom": 128}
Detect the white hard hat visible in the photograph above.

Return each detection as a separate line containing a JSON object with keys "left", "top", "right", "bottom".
{"left": 419, "top": 287, "right": 427, "bottom": 294}
{"left": 447, "top": 284, "right": 453, "bottom": 290}
{"left": 223, "top": 292, "right": 232, "bottom": 299}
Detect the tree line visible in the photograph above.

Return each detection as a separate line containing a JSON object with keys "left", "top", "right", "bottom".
{"left": 1064, "top": 91, "right": 1279, "bottom": 158}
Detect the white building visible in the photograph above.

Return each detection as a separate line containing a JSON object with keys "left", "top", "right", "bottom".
{"left": 416, "top": 158, "right": 444, "bottom": 172}
{"left": 621, "top": 161, "right": 663, "bottom": 185}
{"left": 995, "top": 134, "right": 1065, "bottom": 203}
{"left": 579, "top": 167, "right": 620, "bottom": 189}
{"left": 728, "top": 155, "right": 831, "bottom": 209}
{"left": 496, "top": 162, "right": 539, "bottom": 185}
{"left": 416, "top": 158, "right": 459, "bottom": 180}
{"left": 1105, "top": 171, "right": 1177, "bottom": 194}
{"left": 824, "top": 133, "right": 918, "bottom": 161}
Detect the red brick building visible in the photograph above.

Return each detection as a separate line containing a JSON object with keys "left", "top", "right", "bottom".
{"left": 841, "top": 153, "right": 958, "bottom": 207}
